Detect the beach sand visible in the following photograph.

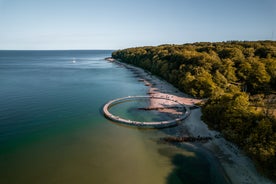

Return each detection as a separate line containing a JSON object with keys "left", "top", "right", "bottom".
{"left": 112, "top": 59, "right": 275, "bottom": 184}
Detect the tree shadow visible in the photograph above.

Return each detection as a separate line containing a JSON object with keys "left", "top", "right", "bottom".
{"left": 167, "top": 153, "right": 211, "bottom": 184}
{"left": 158, "top": 144, "right": 232, "bottom": 184}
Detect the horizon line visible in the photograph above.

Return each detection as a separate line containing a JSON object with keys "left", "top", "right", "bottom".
{"left": 0, "top": 49, "right": 116, "bottom": 51}
{"left": 0, "top": 40, "right": 275, "bottom": 51}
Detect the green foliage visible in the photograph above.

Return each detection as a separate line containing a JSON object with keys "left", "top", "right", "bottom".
{"left": 112, "top": 41, "right": 276, "bottom": 96}
{"left": 202, "top": 92, "right": 276, "bottom": 179}
{"left": 112, "top": 41, "right": 276, "bottom": 180}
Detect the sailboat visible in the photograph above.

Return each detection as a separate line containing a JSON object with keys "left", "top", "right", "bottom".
{"left": 72, "top": 57, "right": 76, "bottom": 63}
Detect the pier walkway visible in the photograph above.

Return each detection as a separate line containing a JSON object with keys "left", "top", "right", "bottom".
{"left": 103, "top": 96, "right": 190, "bottom": 128}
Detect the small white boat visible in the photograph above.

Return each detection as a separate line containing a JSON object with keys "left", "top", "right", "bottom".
{"left": 72, "top": 57, "right": 76, "bottom": 63}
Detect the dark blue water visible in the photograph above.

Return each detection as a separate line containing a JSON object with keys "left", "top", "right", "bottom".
{"left": 0, "top": 50, "right": 145, "bottom": 142}
{"left": 0, "top": 50, "right": 230, "bottom": 184}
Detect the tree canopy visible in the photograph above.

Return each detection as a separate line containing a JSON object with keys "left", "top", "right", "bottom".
{"left": 112, "top": 41, "right": 276, "bottom": 180}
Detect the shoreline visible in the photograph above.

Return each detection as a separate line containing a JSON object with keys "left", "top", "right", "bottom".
{"left": 110, "top": 58, "right": 275, "bottom": 184}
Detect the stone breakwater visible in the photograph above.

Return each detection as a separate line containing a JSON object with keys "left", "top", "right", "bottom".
{"left": 103, "top": 96, "right": 190, "bottom": 128}
{"left": 160, "top": 134, "right": 224, "bottom": 143}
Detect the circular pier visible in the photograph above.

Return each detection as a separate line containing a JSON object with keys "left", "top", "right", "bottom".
{"left": 103, "top": 96, "right": 190, "bottom": 128}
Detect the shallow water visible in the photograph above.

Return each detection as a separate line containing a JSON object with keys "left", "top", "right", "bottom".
{"left": 0, "top": 50, "right": 230, "bottom": 184}
{"left": 108, "top": 99, "right": 177, "bottom": 122}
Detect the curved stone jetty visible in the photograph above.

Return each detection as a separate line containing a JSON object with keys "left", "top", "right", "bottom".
{"left": 103, "top": 96, "right": 190, "bottom": 128}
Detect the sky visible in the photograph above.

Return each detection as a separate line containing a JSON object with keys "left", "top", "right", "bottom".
{"left": 0, "top": 0, "right": 275, "bottom": 50}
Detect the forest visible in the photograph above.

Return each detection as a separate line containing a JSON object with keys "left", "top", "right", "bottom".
{"left": 112, "top": 41, "right": 276, "bottom": 180}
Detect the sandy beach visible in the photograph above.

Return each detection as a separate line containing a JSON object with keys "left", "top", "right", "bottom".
{"left": 112, "top": 59, "right": 275, "bottom": 184}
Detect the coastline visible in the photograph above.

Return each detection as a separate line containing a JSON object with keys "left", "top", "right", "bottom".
{"left": 109, "top": 58, "right": 275, "bottom": 184}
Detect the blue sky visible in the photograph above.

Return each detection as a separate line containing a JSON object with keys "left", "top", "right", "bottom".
{"left": 0, "top": 0, "right": 275, "bottom": 50}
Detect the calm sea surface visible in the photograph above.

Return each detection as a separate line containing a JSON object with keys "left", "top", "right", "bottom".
{"left": 0, "top": 50, "right": 230, "bottom": 184}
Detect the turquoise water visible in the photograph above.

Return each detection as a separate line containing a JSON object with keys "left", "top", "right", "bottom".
{"left": 0, "top": 50, "right": 230, "bottom": 184}
{"left": 109, "top": 99, "right": 175, "bottom": 122}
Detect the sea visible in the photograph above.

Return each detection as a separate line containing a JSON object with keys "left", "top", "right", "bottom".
{"left": 0, "top": 50, "right": 230, "bottom": 184}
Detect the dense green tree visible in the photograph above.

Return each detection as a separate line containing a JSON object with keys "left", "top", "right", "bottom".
{"left": 248, "top": 58, "right": 271, "bottom": 92}
{"left": 112, "top": 41, "right": 276, "bottom": 180}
